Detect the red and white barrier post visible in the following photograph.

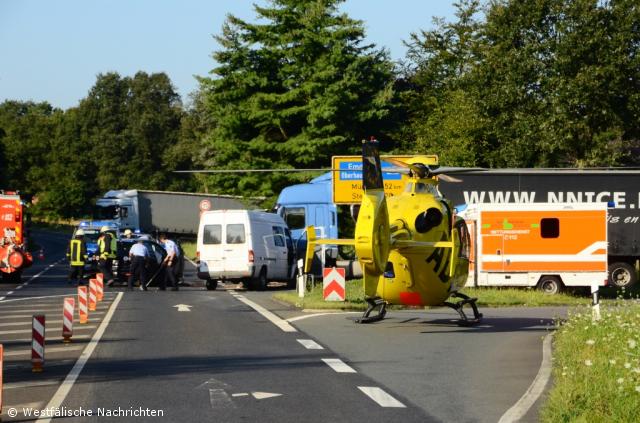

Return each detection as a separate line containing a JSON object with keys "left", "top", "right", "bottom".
{"left": 32, "top": 314, "right": 45, "bottom": 373}
{"left": 62, "top": 297, "right": 75, "bottom": 343}
{"left": 78, "top": 286, "right": 88, "bottom": 324}
{"left": 96, "top": 277, "right": 104, "bottom": 302}
{"left": 89, "top": 279, "right": 97, "bottom": 312}
{"left": 1, "top": 344, "right": 4, "bottom": 413}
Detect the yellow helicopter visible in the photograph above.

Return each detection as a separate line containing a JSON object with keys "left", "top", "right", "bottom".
{"left": 303, "top": 138, "right": 483, "bottom": 324}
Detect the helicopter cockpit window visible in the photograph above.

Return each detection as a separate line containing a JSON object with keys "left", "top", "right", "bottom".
{"left": 283, "top": 207, "right": 306, "bottom": 230}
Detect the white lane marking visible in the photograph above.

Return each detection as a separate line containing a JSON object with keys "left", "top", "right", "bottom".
{"left": 287, "top": 312, "right": 360, "bottom": 323}
{"left": 498, "top": 333, "right": 554, "bottom": 423}
{"left": 0, "top": 293, "right": 107, "bottom": 303}
{"left": 36, "top": 292, "right": 124, "bottom": 423}
{"left": 209, "top": 388, "right": 236, "bottom": 409}
{"left": 231, "top": 293, "right": 297, "bottom": 333}
{"left": 358, "top": 387, "right": 406, "bottom": 408}
{"left": 2, "top": 401, "right": 46, "bottom": 413}
{"left": 252, "top": 392, "right": 282, "bottom": 400}
{"left": 3, "top": 345, "right": 84, "bottom": 357}
{"left": 174, "top": 304, "right": 192, "bottom": 312}
{"left": 5, "top": 334, "right": 91, "bottom": 343}
{"left": 0, "top": 318, "right": 99, "bottom": 327}
{"left": 6, "top": 291, "right": 14, "bottom": 295}
{"left": 322, "top": 358, "right": 357, "bottom": 373}
{"left": 15, "top": 285, "right": 23, "bottom": 289}
{"left": 4, "top": 380, "right": 61, "bottom": 389}
{"left": 297, "top": 339, "right": 324, "bottom": 350}
{"left": 0, "top": 312, "right": 105, "bottom": 320}
{"left": 231, "top": 393, "right": 249, "bottom": 397}
{"left": 0, "top": 258, "right": 65, "bottom": 302}
{"left": 0, "top": 325, "right": 97, "bottom": 335}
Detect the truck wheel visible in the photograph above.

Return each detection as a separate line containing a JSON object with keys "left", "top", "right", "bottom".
{"left": 251, "top": 268, "right": 268, "bottom": 291}
{"left": 609, "top": 262, "right": 637, "bottom": 288}
{"left": 537, "top": 276, "right": 562, "bottom": 295}
{"left": 205, "top": 279, "right": 217, "bottom": 291}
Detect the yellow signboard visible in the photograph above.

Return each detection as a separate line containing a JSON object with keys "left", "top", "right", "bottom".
{"left": 332, "top": 155, "right": 438, "bottom": 204}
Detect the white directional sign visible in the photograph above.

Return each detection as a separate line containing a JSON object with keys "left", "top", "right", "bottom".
{"left": 323, "top": 267, "right": 346, "bottom": 302}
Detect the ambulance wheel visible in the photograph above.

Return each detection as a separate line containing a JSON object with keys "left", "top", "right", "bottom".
{"left": 609, "top": 262, "right": 637, "bottom": 288}
{"left": 205, "top": 279, "right": 217, "bottom": 291}
{"left": 251, "top": 268, "right": 268, "bottom": 291}
{"left": 538, "top": 276, "right": 562, "bottom": 295}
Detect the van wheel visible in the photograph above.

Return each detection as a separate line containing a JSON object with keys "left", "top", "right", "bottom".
{"left": 205, "top": 279, "right": 217, "bottom": 291}
{"left": 537, "top": 276, "right": 562, "bottom": 295}
{"left": 252, "top": 268, "right": 268, "bottom": 291}
{"left": 609, "top": 262, "right": 637, "bottom": 288}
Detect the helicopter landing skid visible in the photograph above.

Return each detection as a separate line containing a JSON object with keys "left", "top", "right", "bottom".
{"left": 443, "top": 292, "right": 483, "bottom": 326}
{"left": 356, "top": 297, "right": 387, "bottom": 324}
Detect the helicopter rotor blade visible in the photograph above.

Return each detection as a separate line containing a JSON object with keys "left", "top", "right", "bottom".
{"left": 382, "top": 158, "right": 427, "bottom": 178}
{"left": 173, "top": 168, "right": 337, "bottom": 174}
{"left": 437, "top": 174, "right": 463, "bottom": 183}
{"left": 430, "top": 167, "right": 485, "bottom": 175}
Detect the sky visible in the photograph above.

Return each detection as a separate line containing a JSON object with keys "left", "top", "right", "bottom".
{"left": 0, "top": 1, "right": 457, "bottom": 110}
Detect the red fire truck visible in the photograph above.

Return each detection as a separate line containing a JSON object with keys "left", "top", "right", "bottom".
{"left": 0, "top": 191, "right": 32, "bottom": 283}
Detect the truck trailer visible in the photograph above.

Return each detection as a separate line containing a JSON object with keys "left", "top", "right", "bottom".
{"left": 93, "top": 189, "right": 248, "bottom": 236}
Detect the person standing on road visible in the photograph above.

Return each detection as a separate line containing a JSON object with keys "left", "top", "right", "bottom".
{"left": 159, "top": 233, "right": 179, "bottom": 291}
{"left": 98, "top": 226, "right": 116, "bottom": 286}
{"left": 67, "top": 229, "right": 87, "bottom": 285}
{"left": 128, "top": 238, "right": 148, "bottom": 291}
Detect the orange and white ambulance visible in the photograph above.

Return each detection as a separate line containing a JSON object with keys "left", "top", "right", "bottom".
{"left": 458, "top": 203, "right": 608, "bottom": 293}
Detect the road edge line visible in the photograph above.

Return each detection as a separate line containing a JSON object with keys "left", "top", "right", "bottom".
{"left": 230, "top": 293, "right": 297, "bottom": 332}
{"left": 36, "top": 291, "right": 124, "bottom": 423}
{"left": 498, "top": 332, "right": 554, "bottom": 423}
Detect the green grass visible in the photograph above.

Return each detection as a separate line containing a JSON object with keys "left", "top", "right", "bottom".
{"left": 180, "top": 241, "right": 197, "bottom": 260}
{"left": 540, "top": 301, "right": 640, "bottom": 422}
{"left": 273, "top": 280, "right": 594, "bottom": 310}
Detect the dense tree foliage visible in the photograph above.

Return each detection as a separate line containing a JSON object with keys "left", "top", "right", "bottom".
{"left": 198, "top": 0, "right": 397, "bottom": 198}
{"left": 1, "top": 0, "right": 639, "bottom": 219}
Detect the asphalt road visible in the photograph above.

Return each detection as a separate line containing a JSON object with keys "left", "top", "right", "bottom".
{"left": 1, "top": 229, "right": 563, "bottom": 422}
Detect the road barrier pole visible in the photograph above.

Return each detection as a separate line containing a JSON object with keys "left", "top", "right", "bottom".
{"left": 78, "top": 286, "right": 88, "bottom": 324}
{"left": 31, "top": 315, "right": 45, "bottom": 373}
{"left": 89, "top": 279, "right": 97, "bottom": 312}
{"left": 96, "top": 272, "right": 103, "bottom": 287}
{"left": 591, "top": 283, "right": 601, "bottom": 321}
{"left": 62, "top": 297, "right": 74, "bottom": 343}
{"left": 1, "top": 344, "right": 4, "bottom": 417}
{"left": 96, "top": 277, "right": 104, "bottom": 302}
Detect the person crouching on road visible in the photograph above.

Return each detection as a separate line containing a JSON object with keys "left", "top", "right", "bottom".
{"left": 67, "top": 229, "right": 87, "bottom": 285}
{"left": 128, "top": 238, "right": 148, "bottom": 291}
{"left": 97, "top": 226, "right": 116, "bottom": 286}
{"left": 159, "top": 233, "right": 179, "bottom": 291}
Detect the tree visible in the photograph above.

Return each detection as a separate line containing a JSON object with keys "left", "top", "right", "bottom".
{"left": 199, "top": 0, "right": 396, "bottom": 199}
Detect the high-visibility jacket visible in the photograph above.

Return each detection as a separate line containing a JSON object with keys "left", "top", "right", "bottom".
{"left": 67, "top": 238, "right": 87, "bottom": 266}
{"left": 98, "top": 233, "right": 117, "bottom": 260}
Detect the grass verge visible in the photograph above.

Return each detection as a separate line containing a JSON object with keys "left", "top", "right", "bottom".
{"left": 273, "top": 280, "right": 594, "bottom": 310}
{"left": 180, "top": 241, "right": 197, "bottom": 261}
{"left": 540, "top": 301, "right": 640, "bottom": 422}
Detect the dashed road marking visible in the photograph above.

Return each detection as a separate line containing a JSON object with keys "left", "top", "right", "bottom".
{"left": 0, "top": 325, "right": 97, "bottom": 335}
{"left": 287, "top": 312, "right": 360, "bottom": 323}
{"left": 297, "top": 339, "right": 324, "bottom": 350}
{"left": 322, "top": 358, "right": 357, "bottom": 373}
{"left": 4, "top": 380, "right": 61, "bottom": 390}
{"left": 3, "top": 345, "right": 84, "bottom": 357}
{"left": 358, "top": 387, "right": 406, "bottom": 408}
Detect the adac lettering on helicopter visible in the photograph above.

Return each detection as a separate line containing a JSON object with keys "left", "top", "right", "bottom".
{"left": 425, "top": 234, "right": 451, "bottom": 284}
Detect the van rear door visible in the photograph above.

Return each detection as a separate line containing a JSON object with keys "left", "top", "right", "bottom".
{"left": 223, "top": 221, "right": 249, "bottom": 274}
{"left": 201, "top": 221, "right": 224, "bottom": 274}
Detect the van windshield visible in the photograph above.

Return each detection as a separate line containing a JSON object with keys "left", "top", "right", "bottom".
{"left": 226, "top": 224, "right": 245, "bottom": 244}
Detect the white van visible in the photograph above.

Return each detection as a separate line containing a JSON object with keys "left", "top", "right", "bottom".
{"left": 197, "top": 210, "right": 295, "bottom": 290}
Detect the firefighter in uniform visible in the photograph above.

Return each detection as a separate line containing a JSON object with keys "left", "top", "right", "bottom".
{"left": 98, "top": 226, "right": 116, "bottom": 285}
{"left": 128, "top": 237, "right": 148, "bottom": 291}
{"left": 67, "top": 229, "right": 87, "bottom": 285}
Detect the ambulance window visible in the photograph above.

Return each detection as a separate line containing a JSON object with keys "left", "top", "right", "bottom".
{"left": 541, "top": 218, "right": 559, "bottom": 238}
{"left": 203, "top": 225, "right": 221, "bottom": 245}
{"left": 226, "top": 224, "right": 246, "bottom": 244}
{"left": 283, "top": 207, "right": 306, "bottom": 230}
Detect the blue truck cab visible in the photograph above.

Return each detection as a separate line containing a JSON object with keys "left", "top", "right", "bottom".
{"left": 275, "top": 173, "right": 338, "bottom": 263}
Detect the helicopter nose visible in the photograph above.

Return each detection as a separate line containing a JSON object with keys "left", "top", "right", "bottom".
{"left": 415, "top": 207, "right": 443, "bottom": 233}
